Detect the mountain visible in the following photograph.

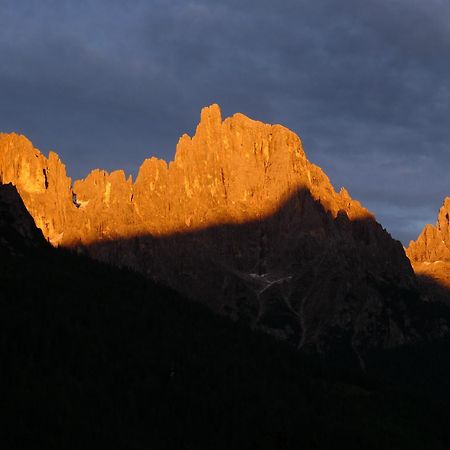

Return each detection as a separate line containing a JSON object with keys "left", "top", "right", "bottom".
{"left": 408, "top": 198, "right": 450, "bottom": 263}
{"left": 407, "top": 198, "right": 450, "bottom": 298}
{"left": 2, "top": 180, "right": 450, "bottom": 450}
{"left": 0, "top": 105, "right": 430, "bottom": 361}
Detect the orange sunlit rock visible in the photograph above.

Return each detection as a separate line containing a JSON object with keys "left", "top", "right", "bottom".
{"left": 407, "top": 198, "right": 450, "bottom": 290}
{"left": 0, "top": 133, "right": 73, "bottom": 246}
{"left": 0, "top": 104, "right": 372, "bottom": 246}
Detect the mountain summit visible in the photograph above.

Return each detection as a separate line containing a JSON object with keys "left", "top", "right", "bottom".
{"left": 0, "top": 105, "right": 426, "bottom": 361}
{"left": 1, "top": 104, "right": 374, "bottom": 244}
{"left": 407, "top": 198, "right": 450, "bottom": 263}
{"left": 407, "top": 198, "right": 450, "bottom": 292}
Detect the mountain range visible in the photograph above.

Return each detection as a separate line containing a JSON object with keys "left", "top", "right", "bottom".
{"left": 2, "top": 104, "right": 450, "bottom": 448}
{"left": 3, "top": 105, "right": 449, "bottom": 364}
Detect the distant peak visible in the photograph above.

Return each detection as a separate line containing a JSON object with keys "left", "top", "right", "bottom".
{"left": 201, "top": 103, "right": 222, "bottom": 118}
{"left": 407, "top": 196, "right": 450, "bottom": 263}
{"left": 199, "top": 103, "right": 222, "bottom": 129}
{"left": 442, "top": 197, "right": 450, "bottom": 212}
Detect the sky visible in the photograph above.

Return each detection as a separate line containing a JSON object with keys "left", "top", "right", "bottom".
{"left": 0, "top": 0, "right": 449, "bottom": 244}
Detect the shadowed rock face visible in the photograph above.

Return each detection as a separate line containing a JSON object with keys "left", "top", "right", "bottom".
{"left": 407, "top": 198, "right": 450, "bottom": 295}
{"left": 0, "top": 105, "right": 424, "bottom": 360}
{"left": 89, "top": 189, "right": 424, "bottom": 363}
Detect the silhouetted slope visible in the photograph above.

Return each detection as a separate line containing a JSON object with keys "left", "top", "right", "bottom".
{"left": 2, "top": 183, "right": 450, "bottom": 449}
{"left": 0, "top": 183, "right": 46, "bottom": 255}
{"left": 407, "top": 197, "right": 450, "bottom": 263}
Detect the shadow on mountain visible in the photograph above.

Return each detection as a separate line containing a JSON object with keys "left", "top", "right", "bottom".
{"left": 76, "top": 186, "right": 447, "bottom": 367}
{"left": 3, "top": 182, "right": 450, "bottom": 449}
{"left": 415, "top": 272, "right": 450, "bottom": 305}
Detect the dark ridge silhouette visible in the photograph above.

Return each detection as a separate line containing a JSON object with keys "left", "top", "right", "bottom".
{"left": 2, "top": 182, "right": 450, "bottom": 449}
{"left": 0, "top": 183, "right": 46, "bottom": 255}
{"left": 74, "top": 186, "right": 436, "bottom": 366}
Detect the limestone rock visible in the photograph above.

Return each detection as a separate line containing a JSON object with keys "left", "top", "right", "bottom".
{"left": 407, "top": 198, "right": 450, "bottom": 294}
{"left": 0, "top": 133, "right": 74, "bottom": 246}
{"left": 0, "top": 105, "right": 425, "bottom": 360}
{"left": 407, "top": 198, "right": 450, "bottom": 263}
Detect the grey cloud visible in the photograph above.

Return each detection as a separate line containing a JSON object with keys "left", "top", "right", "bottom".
{"left": 0, "top": 0, "right": 449, "bottom": 243}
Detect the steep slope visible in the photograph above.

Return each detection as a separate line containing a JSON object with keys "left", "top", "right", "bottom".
{"left": 0, "top": 183, "right": 47, "bottom": 255}
{"left": 407, "top": 198, "right": 450, "bottom": 296}
{"left": 0, "top": 135, "right": 74, "bottom": 245}
{"left": 0, "top": 105, "right": 424, "bottom": 360}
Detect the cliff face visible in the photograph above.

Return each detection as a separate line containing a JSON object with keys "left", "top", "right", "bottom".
{"left": 0, "top": 105, "right": 424, "bottom": 360}
{"left": 0, "top": 134, "right": 74, "bottom": 246}
{"left": 1, "top": 105, "right": 376, "bottom": 244}
{"left": 407, "top": 198, "right": 450, "bottom": 294}
{"left": 407, "top": 198, "right": 450, "bottom": 263}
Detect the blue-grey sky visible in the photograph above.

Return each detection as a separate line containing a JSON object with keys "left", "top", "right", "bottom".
{"left": 1, "top": 0, "right": 449, "bottom": 244}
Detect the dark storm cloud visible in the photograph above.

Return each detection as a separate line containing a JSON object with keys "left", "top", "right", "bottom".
{"left": 0, "top": 0, "right": 449, "bottom": 243}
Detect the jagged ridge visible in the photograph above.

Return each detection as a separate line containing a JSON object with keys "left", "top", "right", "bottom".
{"left": 0, "top": 104, "right": 425, "bottom": 359}
{"left": 1, "top": 105, "right": 373, "bottom": 245}
{"left": 407, "top": 198, "right": 450, "bottom": 293}
{"left": 407, "top": 198, "right": 450, "bottom": 263}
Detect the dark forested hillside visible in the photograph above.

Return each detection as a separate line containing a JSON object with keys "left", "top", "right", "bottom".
{"left": 1, "top": 234, "right": 450, "bottom": 449}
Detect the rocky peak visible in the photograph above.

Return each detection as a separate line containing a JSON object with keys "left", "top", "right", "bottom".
{"left": 438, "top": 198, "right": 450, "bottom": 234}
{"left": 406, "top": 198, "right": 450, "bottom": 295}
{"left": 0, "top": 105, "right": 425, "bottom": 360}
{"left": 407, "top": 197, "right": 450, "bottom": 263}
{"left": 0, "top": 106, "right": 373, "bottom": 242}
